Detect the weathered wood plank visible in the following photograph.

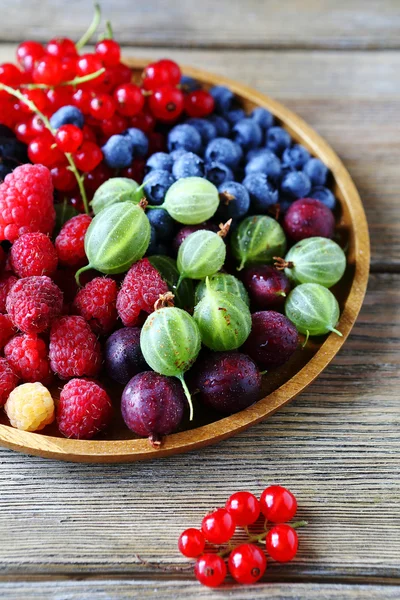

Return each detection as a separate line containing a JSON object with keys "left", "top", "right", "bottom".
{"left": 1, "top": 0, "right": 400, "bottom": 50}
{"left": 0, "top": 581, "right": 399, "bottom": 600}
{"left": 0, "top": 273, "right": 398, "bottom": 580}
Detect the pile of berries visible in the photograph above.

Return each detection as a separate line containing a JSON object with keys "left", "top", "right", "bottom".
{"left": 0, "top": 7, "right": 347, "bottom": 443}
{"left": 178, "top": 485, "right": 305, "bottom": 587}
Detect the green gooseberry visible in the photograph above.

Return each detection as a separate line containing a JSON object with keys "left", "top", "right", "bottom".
{"left": 140, "top": 301, "right": 201, "bottom": 420}
{"left": 231, "top": 215, "right": 287, "bottom": 270}
{"left": 159, "top": 177, "right": 219, "bottom": 224}
{"left": 148, "top": 255, "right": 195, "bottom": 310}
{"left": 285, "top": 283, "right": 342, "bottom": 337}
{"left": 195, "top": 273, "right": 250, "bottom": 307}
{"left": 75, "top": 201, "right": 150, "bottom": 283}
{"left": 193, "top": 277, "right": 252, "bottom": 351}
{"left": 277, "top": 237, "right": 346, "bottom": 288}
{"left": 177, "top": 228, "right": 227, "bottom": 285}
{"left": 91, "top": 177, "right": 143, "bottom": 214}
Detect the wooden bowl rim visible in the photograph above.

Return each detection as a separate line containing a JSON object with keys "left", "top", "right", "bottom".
{"left": 0, "top": 60, "right": 370, "bottom": 462}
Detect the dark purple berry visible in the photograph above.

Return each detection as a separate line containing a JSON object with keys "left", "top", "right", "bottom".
{"left": 105, "top": 327, "right": 148, "bottom": 385}
{"left": 241, "top": 265, "right": 291, "bottom": 309}
{"left": 195, "top": 352, "right": 262, "bottom": 414}
{"left": 243, "top": 311, "right": 299, "bottom": 369}
{"left": 283, "top": 198, "right": 335, "bottom": 241}
{"left": 172, "top": 222, "right": 218, "bottom": 253}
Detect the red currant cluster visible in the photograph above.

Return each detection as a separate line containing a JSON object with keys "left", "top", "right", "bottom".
{"left": 178, "top": 485, "right": 305, "bottom": 588}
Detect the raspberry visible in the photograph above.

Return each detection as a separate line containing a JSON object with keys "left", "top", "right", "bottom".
{"left": 0, "top": 164, "right": 56, "bottom": 242}
{"left": 49, "top": 315, "right": 102, "bottom": 379}
{"left": 55, "top": 214, "right": 92, "bottom": 267}
{"left": 73, "top": 277, "right": 118, "bottom": 335}
{"left": 116, "top": 258, "right": 169, "bottom": 326}
{"left": 0, "top": 357, "right": 19, "bottom": 407}
{"left": 6, "top": 276, "right": 63, "bottom": 334}
{"left": 10, "top": 232, "right": 58, "bottom": 278}
{"left": 0, "top": 314, "right": 16, "bottom": 349}
{"left": 4, "top": 333, "right": 53, "bottom": 385}
{"left": 0, "top": 272, "right": 18, "bottom": 313}
{"left": 57, "top": 378, "right": 113, "bottom": 439}
{"left": 4, "top": 382, "right": 55, "bottom": 431}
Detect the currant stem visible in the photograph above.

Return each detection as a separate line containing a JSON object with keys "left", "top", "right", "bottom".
{"left": 0, "top": 82, "right": 90, "bottom": 215}
{"left": 76, "top": 3, "right": 102, "bottom": 50}
{"left": 22, "top": 68, "right": 106, "bottom": 90}
{"left": 105, "top": 20, "right": 113, "bottom": 39}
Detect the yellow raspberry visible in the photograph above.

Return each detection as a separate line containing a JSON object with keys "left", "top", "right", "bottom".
{"left": 5, "top": 382, "right": 55, "bottom": 432}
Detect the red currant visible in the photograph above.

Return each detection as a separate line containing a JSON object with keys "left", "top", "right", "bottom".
{"left": 157, "top": 59, "right": 181, "bottom": 86}
{"left": 51, "top": 165, "right": 76, "bottom": 191}
{"left": 228, "top": 543, "right": 267, "bottom": 584}
{"left": 33, "top": 55, "right": 63, "bottom": 86}
{"left": 142, "top": 59, "right": 181, "bottom": 90}
{"left": 89, "top": 93, "right": 116, "bottom": 120}
{"left": 81, "top": 124, "right": 98, "bottom": 143}
{"left": 110, "top": 62, "right": 132, "bottom": 86}
{"left": 15, "top": 120, "right": 34, "bottom": 144}
{"left": 20, "top": 89, "right": 48, "bottom": 114}
{"left": 0, "top": 98, "right": 21, "bottom": 128}
{"left": 16, "top": 41, "right": 45, "bottom": 72}
{"left": 0, "top": 63, "right": 24, "bottom": 87}
{"left": 73, "top": 141, "right": 103, "bottom": 172}
{"left": 95, "top": 39, "right": 121, "bottom": 67}
{"left": 28, "top": 132, "right": 65, "bottom": 167}
{"left": 30, "top": 114, "right": 47, "bottom": 136}
{"left": 113, "top": 83, "right": 144, "bottom": 117}
{"left": 46, "top": 87, "right": 73, "bottom": 112}
{"left": 184, "top": 89, "right": 215, "bottom": 118}
{"left": 84, "top": 163, "right": 113, "bottom": 193}
{"left": 178, "top": 528, "right": 205, "bottom": 558}
{"left": 46, "top": 38, "right": 77, "bottom": 58}
{"left": 59, "top": 57, "right": 77, "bottom": 83}
{"left": 72, "top": 89, "right": 92, "bottom": 114}
{"left": 95, "top": 67, "right": 118, "bottom": 94}
{"left": 194, "top": 554, "right": 226, "bottom": 588}
{"left": 101, "top": 113, "right": 127, "bottom": 137}
{"left": 201, "top": 509, "right": 236, "bottom": 544}
{"left": 55, "top": 125, "right": 83, "bottom": 153}
{"left": 76, "top": 54, "right": 105, "bottom": 87}
{"left": 266, "top": 524, "right": 298, "bottom": 562}
{"left": 148, "top": 86, "right": 184, "bottom": 122}
{"left": 129, "top": 110, "right": 155, "bottom": 134}
{"left": 260, "top": 485, "right": 297, "bottom": 523}
{"left": 121, "top": 159, "right": 145, "bottom": 183}
{"left": 67, "top": 193, "right": 85, "bottom": 213}
{"left": 226, "top": 491, "right": 260, "bottom": 526}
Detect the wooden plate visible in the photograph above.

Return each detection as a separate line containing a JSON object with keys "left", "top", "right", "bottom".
{"left": 0, "top": 60, "right": 370, "bottom": 462}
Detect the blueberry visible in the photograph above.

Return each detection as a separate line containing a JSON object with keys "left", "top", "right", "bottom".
{"left": 0, "top": 136, "right": 28, "bottom": 165}
{"left": 172, "top": 152, "right": 205, "bottom": 179}
{"left": 282, "top": 144, "right": 310, "bottom": 169}
{"left": 310, "top": 186, "right": 336, "bottom": 210}
{"left": 180, "top": 75, "right": 201, "bottom": 92}
{"left": 245, "top": 149, "right": 281, "bottom": 181}
{"left": 266, "top": 126, "right": 291, "bottom": 156}
{"left": 278, "top": 196, "right": 295, "bottom": 214}
{"left": 232, "top": 118, "right": 263, "bottom": 151}
{"left": 102, "top": 134, "right": 133, "bottom": 169}
{"left": 170, "top": 149, "right": 187, "bottom": 161}
{"left": 50, "top": 105, "right": 84, "bottom": 129}
{"left": 105, "top": 327, "right": 148, "bottom": 385}
{"left": 209, "top": 85, "right": 234, "bottom": 113}
{"left": 186, "top": 118, "right": 217, "bottom": 145}
{"left": 123, "top": 128, "right": 149, "bottom": 158}
{"left": 250, "top": 107, "right": 274, "bottom": 130}
{"left": 143, "top": 169, "right": 175, "bottom": 205}
{"left": 0, "top": 125, "right": 14, "bottom": 138}
{"left": 246, "top": 148, "right": 271, "bottom": 161}
{"left": 224, "top": 108, "right": 246, "bottom": 125}
{"left": 205, "top": 137, "right": 243, "bottom": 170}
{"left": 147, "top": 208, "right": 175, "bottom": 241}
{"left": 217, "top": 181, "right": 250, "bottom": 220}
{"left": 281, "top": 171, "right": 312, "bottom": 199}
{"left": 167, "top": 124, "right": 202, "bottom": 154}
{"left": 147, "top": 226, "right": 168, "bottom": 256}
{"left": 205, "top": 161, "right": 234, "bottom": 187}
{"left": 207, "top": 114, "right": 230, "bottom": 137}
{"left": 243, "top": 173, "right": 278, "bottom": 212}
{"left": 145, "top": 152, "right": 173, "bottom": 173}
{"left": 303, "top": 157, "right": 328, "bottom": 186}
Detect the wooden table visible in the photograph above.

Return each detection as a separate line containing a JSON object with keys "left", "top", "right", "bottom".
{"left": 0, "top": 2, "right": 399, "bottom": 598}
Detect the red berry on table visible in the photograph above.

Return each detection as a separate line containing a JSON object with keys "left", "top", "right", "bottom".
{"left": 89, "top": 93, "right": 116, "bottom": 120}
{"left": 113, "top": 83, "right": 144, "bottom": 117}
{"left": 10, "top": 232, "right": 58, "bottom": 278}
{"left": 0, "top": 63, "right": 24, "bottom": 87}
{"left": 0, "top": 315, "right": 16, "bottom": 350}
{"left": 55, "top": 213, "right": 92, "bottom": 267}
{"left": 55, "top": 124, "right": 83, "bottom": 153}
{"left": 73, "top": 141, "right": 103, "bottom": 172}
{"left": 28, "top": 132, "right": 65, "bottom": 168}
{"left": 194, "top": 554, "right": 226, "bottom": 588}
{"left": 20, "top": 89, "right": 48, "bottom": 114}
{"left": 149, "top": 86, "right": 184, "bottom": 122}
{"left": 184, "top": 89, "right": 215, "bottom": 118}
{"left": 0, "top": 357, "right": 19, "bottom": 407}
{"left": 266, "top": 524, "right": 299, "bottom": 562}
{"left": 178, "top": 528, "right": 205, "bottom": 558}
{"left": 0, "top": 273, "right": 18, "bottom": 313}
{"left": 16, "top": 41, "right": 45, "bottom": 72}
{"left": 46, "top": 37, "right": 77, "bottom": 58}
{"left": 4, "top": 333, "right": 53, "bottom": 386}
{"left": 51, "top": 165, "right": 76, "bottom": 191}
{"left": 57, "top": 378, "right": 113, "bottom": 439}
{"left": 49, "top": 315, "right": 102, "bottom": 379}
{"left": 95, "top": 39, "right": 121, "bottom": 67}
{"left": 201, "top": 508, "right": 236, "bottom": 544}
{"left": 73, "top": 277, "right": 118, "bottom": 335}
{"left": 228, "top": 543, "right": 267, "bottom": 584}
{"left": 33, "top": 55, "right": 63, "bottom": 86}
{"left": 226, "top": 491, "right": 260, "bottom": 526}
{"left": 6, "top": 276, "right": 63, "bottom": 334}
{"left": 260, "top": 485, "right": 297, "bottom": 523}
{"left": 283, "top": 198, "right": 335, "bottom": 241}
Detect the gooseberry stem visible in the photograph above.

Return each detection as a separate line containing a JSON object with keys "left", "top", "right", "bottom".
{"left": 302, "top": 330, "right": 310, "bottom": 348}
{"left": 76, "top": 3, "right": 102, "bottom": 50}
{"left": 75, "top": 264, "right": 91, "bottom": 286}
{"left": 177, "top": 374, "right": 194, "bottom": 421}
{"left": 328, "top": 327, "right": 343, "bottom": 337}
{"left": 0, "top": 82, "right": 90, "bottom": 215}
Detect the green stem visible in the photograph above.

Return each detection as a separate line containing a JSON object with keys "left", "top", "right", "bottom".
{"left": 328, "top": 327, "right": 343, "bottom": 337}
{"left": 176, "top": 273, "right": 185, "bottom": 290}
{"left": 177, "top": 374, "right": 194, "bottom": 421}
{"left": 302, "top": 330, "right": 310, "bottom": 348}
{"left": 76, "top": 3, "right": 102, "bottom": 50}
{"left": 0, "top": 82, "right": 90, "bottom": 215}
{"left": 105, "top": 20, "right": 113, "bottom": 39}
{"left": 75, "top": 263, "right": 92, "bottom": 286}
{"left": 237, "top": 259, "right": 245, "bottom": 271}
{"left": 22, "top": 68, "right": 105, "bottom": 90}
